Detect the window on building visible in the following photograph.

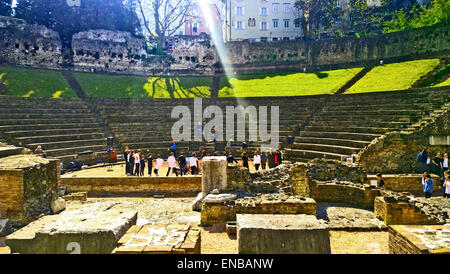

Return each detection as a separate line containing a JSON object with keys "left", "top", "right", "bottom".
{"left": 248, "top": 18, "right": 256, "bottom": 27}
{"left": 193, "top": 22, "right": 198, "bottom": 33}
{"left": 283, "top": 3, "right": 291, "bottom": 12}
{"left": 294, "top": 21, "right": 300, "bottom": 28}
{"left": 261, "top": 21, "right": 268, "bottom": 30}
{"left": 272, "top": 37, "right": 279, "bottom": 41}
{"left": 236, "top": 21, "right": 244, "bottom": 29}
{"left": 260, "top": 37, "right": 268, "bottom": 42}
{"left": 283, "top": 37, "right": 290, "bottom": 40}
{"left": 284, "top": 19, "right": 290, "bottom": 28}
{"left": 260, "top": 7, "right": 268, "bottom": 15}
{"left": 336, "top": 0, "right": 341, "bottom": 7}
{"left": 273, "top": 19, "right": 279, "bottom": 29}
{"left": 237, "top": 7, "right": 244, "bottom": 15}
{"left": 272, "top": 3, "right": 280, "bottom": 12}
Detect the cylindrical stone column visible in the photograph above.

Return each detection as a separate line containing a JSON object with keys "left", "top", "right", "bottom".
{"left": 201, "top": 156, "right": 227, "bottom": 196}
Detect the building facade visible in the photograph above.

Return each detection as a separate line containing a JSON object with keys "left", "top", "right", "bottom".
{"left": 223, "top": 0, "right": 303, "bottom": 42}
{"left": 185, "top": 0, "right": 224, "bottom": 38}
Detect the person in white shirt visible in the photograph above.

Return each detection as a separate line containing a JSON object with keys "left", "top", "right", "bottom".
{"left": 134, "top": 150, "right": 141, "bottom": 176}
{"left": 443, "top": 172, "right": 450, "bottom": 198}
{"left": 154, "top": 155, "right": 164, "bottom": 176}
{"left": 166, "top": 152, "right": 178, "bottom": 177}
{"left": 443, "top": 153, "right": 448, "bottom": 172}
{"left": 189, "top": 152, "right": 198, "bottom": 175}
{"left": 253, "top": 152, "right": 261, "bottom": 171}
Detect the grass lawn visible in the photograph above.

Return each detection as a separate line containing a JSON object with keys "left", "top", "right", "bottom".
{"left": 218, "top": 68, "right": 363, "bottom": 97}
{"left": 433, "top": 77, "right": 450, "bottom": 87}
{"left": 74, "top": 72, "right": 212, "bottom": 98}
{"left": 0, "top": 66, "right": 76, "bottom": 98}
{"left": 346, "top": 59, "right": 440, "bottom": 94}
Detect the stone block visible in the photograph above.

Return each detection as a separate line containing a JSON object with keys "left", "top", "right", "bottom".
{"left": 201, "top": 156, "right": 227, "bottom": 196}
{"left": 0, "top": 154, "right": 60, "bottom": 226}
{"left": 237, "top": 214, "right": 331, "bottom": 254}
{"left": 51, "top": 198, "right": 66, "bottom": 214}
{"left": 389, "top": 225, "right": 450, "bottom": 254}
{"left": 6, "top": 202, "right": 137, "bottom": 254}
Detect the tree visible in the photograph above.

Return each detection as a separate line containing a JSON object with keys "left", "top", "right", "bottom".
{"left": 294, "top": 0, "right": 323, "bottom": 39}
{"left": 382, "top": 0, "right": 449, "bottom": 33}
{"left": 0, "top": 0, "right": 12, "bottom": 16}
{"left": 14, "top": 0, "right": 142, "bottom": 47}
{"left": 348, "top": 0, "right": 381, "bottom": 36}
{"left": 136, "top": 0, "right": 194, "bottom": 48}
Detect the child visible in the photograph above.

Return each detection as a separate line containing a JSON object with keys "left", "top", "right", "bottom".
{"left": 443, "top": 173, "right": 450, "bottom": 198}
{"left": 241, "top": 152, "right": 250, "bottom": 169}
{"left": 154, "top": 155, "right": 163, "bottom": 176}
{"left": 423, "top": 174, "right": 434, "bottom": 199}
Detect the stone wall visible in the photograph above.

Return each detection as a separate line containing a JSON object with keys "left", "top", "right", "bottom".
{"left": 171, "top": 34, "right": 218, "bottom": 71}
{"left": 223, "top": 23, "right": 449, "bottom": 69}
{"left": 61, "top": 176, "right": 201, "bottom": 196}
{"left": 71, "top": 29, "right": 165, "bottom": 73}
{"left": 358, "top": 101, "right": 450, "bottom": 174}
{"left": 389, "top": 225, "right": 450, "bottom": 254}
{"left": 0, "top": 16, "right": 62, "bottom": 67}
{"left": 0, "top": 155, "right": 60, "bottom": 226}
{"left": 1, "top": 15, "right": 448, "bottom": 75}
{"left": 367, "top": 174, "right": 440, "bottom": 193}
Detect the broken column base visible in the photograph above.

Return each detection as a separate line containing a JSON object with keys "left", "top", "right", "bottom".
{"left": 237, "top": 214, "right": 331, "bottom": 254}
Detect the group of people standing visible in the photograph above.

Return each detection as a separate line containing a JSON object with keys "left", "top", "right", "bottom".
{"left": 229, "top": 149, "right": 283, "bottom": 171}
{"left": 417, "top": 148, "right": 450, "bottom": 199}
{"left": 123, "top": 147, "right": 199, "bottom": 177}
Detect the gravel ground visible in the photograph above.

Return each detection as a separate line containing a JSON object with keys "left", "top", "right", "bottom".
{"left": 330, "top": 231, "right": 389, "bottom": 254}
{"left": 317, "top": 203, "right": 387, "bottom": 231}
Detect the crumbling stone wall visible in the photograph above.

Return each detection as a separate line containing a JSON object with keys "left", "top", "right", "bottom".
{"left": 224, "top": 23, "right": 450, "bottom": 68}
{"left": 71, "top": 29, "right": 165, "bottom": 73}
{"left": 0, "top": 16, "right": 62, "bottom": 67}
{"left": 171, "top": 34, "right": 218, "bottom": 71}
{"left": 0, "top": 155, "right": 60, "bottom": 226}
{"left": 358, "top": 100, "right": 450, "bottom": 174}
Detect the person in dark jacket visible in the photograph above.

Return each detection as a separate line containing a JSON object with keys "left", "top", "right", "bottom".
{"left": 147, "top": 153, "right": 154, "bottom": 176}
{"left": 227, "top": 153, "right": 238, "bottom": 164}
{"left": 129, "top": 151, "right": 135, "bottom": 176}
{"left": 261, "top": 152, "right": 268, "bottom": 170}
{"left": 140, "top": 155, "right": 146, "bottom": 176}
{"left": 178, "top": 153, "right": 187, "bottom": 176}
{"left": 268, "top": 151, "right": 276, "bottom": 169}
{"left": 423, "top": 174, "right": 434, "bottom": 199}
{"left": 241, "top": 152, "right": 250, "bottom": 169}
{"left": 123, "top": 147, "right": 129, "bottom": 175}
{"left": 418, "top": 148, "right": 429, "bottom": 173}
{"left": 376, "top": 173, "right": 385, "bottom": 188}
{"left": 276, "top": 149, "right": 282, "bottom": 166}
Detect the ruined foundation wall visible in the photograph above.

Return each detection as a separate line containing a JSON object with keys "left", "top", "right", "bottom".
{"left": 0, "top": 155, "right": 60, "bottom": 226}
{"left": 61, "top": 176, "right": 201, "bottom": 196}
{"left": 358, "top": 102, "right": 450, "bottom": 174}
{"left": 0, "top": 16, "right": 62, "bottom": 68}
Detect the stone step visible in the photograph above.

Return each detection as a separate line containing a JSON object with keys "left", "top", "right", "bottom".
{"left": 45, "top": 145, "right": 107, "bottom": 157}
{"left": 308, "top": 120, "right": 409, "bottom": 128}
{"left": 322, "top": 103, "right": 442, "bottom": 112}
{"left": 26, "top": 139, "right": 107, "bottom": 150}
{"left": 0, "top": 118, "right": 97, "bottom": 126}
{"left": 4, "top": 127, "right": 103, "bottom": 138}
{"left": 0, "top": 113, "right": 93, "bottom": 120}
{"left": 291, "top": 143, "right": 361, "bottom": 155}
{"left": 0, "top": 108, "right": 90, "bottom": 114}
{"left": 0, "top": 123, "right": 101, "bottom": 132}
{"left": 294, "top": 137, "right": 370, "bottom": 148}
{"left": 304, "top": 125, "right": 390, "bottom": 134}
{"left": 312, "top": 114, "right": 420, "bottom": 122}
{"left": 285, "top": 149, "right": 347, "bottom": 161}
{"left": 298, "top": 131, "right": 382, "bottom": 141}
{"left": 320, "top": 109, "right": 421, "bottom": 116}
{"left": 15, "top": 133, "right": 106, "bottom": 145}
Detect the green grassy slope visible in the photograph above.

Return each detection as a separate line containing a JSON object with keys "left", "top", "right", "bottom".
{"left": 347, "top": 59, "right": 440, "bottom": 94}
{"left": 0, "top": 66, "right": 76, "bottom": 98}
